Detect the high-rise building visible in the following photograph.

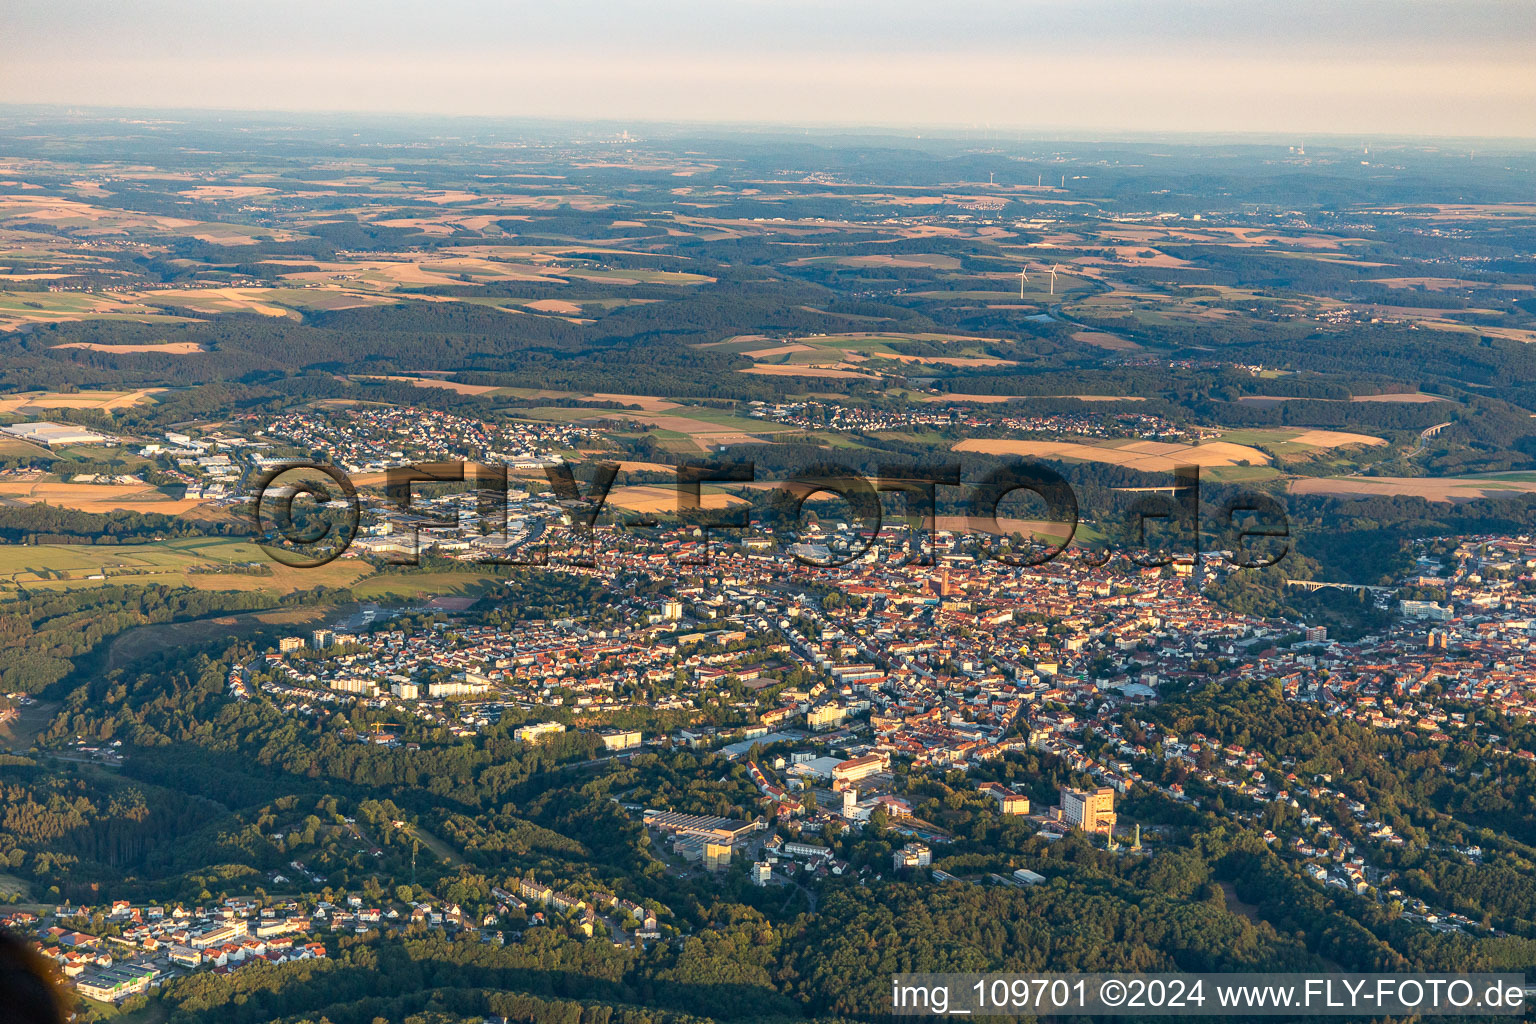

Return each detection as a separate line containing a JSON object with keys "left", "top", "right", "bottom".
{"left": 704, "top": 842, "right": 732, "bottom": 872}
{"left": 1059, "top": 786, "right": 1117, "bottom": 835}
{"left": 807, "top": 704, "right": 846, "bottom": 731}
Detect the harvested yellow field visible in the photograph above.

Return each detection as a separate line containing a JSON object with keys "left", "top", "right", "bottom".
{"left": 100, "top": 388, "right": 165, "bottom": 410}
{"left": 916, "top": 393, "right": 1148, "bottom": 405}
{"left": 372, "top": 217, "right": 470, "bottom": 236}
{"left": 588, "top": 393, "right": 680, "bottom": 412}
{"left": 1366, "top": 277, "right": 1532, "bottom": 292}
{"left": 916, "top": 393, "right": 1015, "bottom": 404}
{"left": 134, "top": 287, "right": 294, "bottom": 317}
{"left": 0, "top": 289, "right": 196, "bottom": 329}
{"left": 742, "top": 343, "right": 817, "bottom": 359}
{"left": 1289, "top": 477, "right": 1536, "bottom": 501}
{"left": 361, "top": 375, "right": 503, "bottom": 395}
{"left": 0, "top": 196, "right": 302, "bottom": 243}
{"left": 739, "top": 364, "right": 879, "bottom": 380}
{"left": 63, "top": 498, "right": 209, "bottom": 515}
{"left": 0, "top": 196, "right": 126, "bottom": 223}
{"left": 1473, "top": 326, "right": 1536, "bottom": 344}
{"left": 416, "top": 190, "right": 482, "bottom": 204}
{"left": 0, "top": 481, "right": 206, "bottom": 515}
{"left": 1204, "top": 226, "right": 1371, "bottom": 249}
{"left": 0, "top": 388, "right": 163, "bottom": 413}
{"left": 1351, "top": 392, "right": 1448, "bottom": 403}
{"left": 931, "top": 515, "right": 1075, "bottom": 539}
{"left": 277, "top": 256, "right": 549, "bottom": 289}
{"left": 609, "top": 461, "right": 678, "bottom": 474}
{"left": 833, "top": 254, "right": 962, "bottom": 270}
{"left": 953, "top": 438, "right": 1269, "bottom": 470}
{"left": 1071, "top": 330, "right": 1140, "bottom": 351}
{"left": 523, "top": 299, "right": 584, "bottom": 314}
{"left": 473, "top": 386, "right": 681, "bottom": 412}
{"left": 875, "top": 353, "right": 1018, "bottom": 367}
{"left": 178, "top": 185, "right": 277, "bottom": 199}
{"left": 54, "top": 341, "right": 206, "bottom": 354}
{"left": 1095, "top": 246, "right": 1192, "bottom": 269}
{"left": 606, "top": 485, "right": 746, "bottom": 513}
{"left": 1285, "top": 429, "right": 1387, "bottom": 449}
{"left": 586, "top": 412, "right": 767, "bottom": 450}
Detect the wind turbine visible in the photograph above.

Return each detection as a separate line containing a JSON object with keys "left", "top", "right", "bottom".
{"left": 1049, "top": 264, "right": 1060, "bottom": 296}
{"left": 1018, "top": 265, "right": 1029, "bottom": 298}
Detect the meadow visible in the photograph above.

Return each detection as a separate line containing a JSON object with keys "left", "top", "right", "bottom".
{"left": 0, "top": 538, "right": 367, "bottom": 594}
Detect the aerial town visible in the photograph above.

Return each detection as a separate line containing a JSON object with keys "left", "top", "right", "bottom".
{"left": 4, "top": 102, "right": 1536, "bottom": 1022}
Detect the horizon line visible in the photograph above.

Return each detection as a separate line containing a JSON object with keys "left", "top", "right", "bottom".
{"left": 1, "top": 103, "right": 1534, "bottom": 148}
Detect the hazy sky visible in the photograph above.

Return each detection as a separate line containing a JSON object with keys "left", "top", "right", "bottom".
{"left": 6, "top": 0, "right": 1536, "bottom": 137}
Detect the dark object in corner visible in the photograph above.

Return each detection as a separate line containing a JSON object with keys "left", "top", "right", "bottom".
{"left": 0, "top": 928, "right": 66, "bottom": 1024}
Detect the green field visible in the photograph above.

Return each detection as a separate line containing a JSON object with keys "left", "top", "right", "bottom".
{"left": 349, "top": 572, "right": 503, "bottom": 601}
{"left": 1467, "top": 471, "right": 1536, "bottom": 482}
{"left": 512, "top": 403, "right": 789, "bottom": 436}
{"left": 564, "top": 267, "right": 713, "bottom": 285}
{"left": 0, "top": 537, "right": 525, "bottom": 602}
{"left": 650, "top": 435, "right": 700, "bottom": 454}
{"left": 0, "top": 290, "right": 196, "bottom": 325}
{"left": 872, "top": 430, "right": 952, "bottom": 446}
{"left": 0, "top": 437, "right": 56, "bottom": 457}
{"left": 802, "top": 431, "right": 873, "bottom": 450}
{"left": 508, "top": 406, "right": 615, "bottom": 423}
{"left": 0, "top": 538, "right": 369, "bottom": 594}
{"left": 54, "top": 443, "right": 153, "bottom": 468}
{"left": 1213, "top": 428, "right": 1306, "bottom": 445}
{"left": 670, "top": 407, "right": 794, "bottom": 431}
{"left": 1201, "top": 464, "right": 1283, "bottom": 483}
{"left": 1214, "top": 427, "right": 1386, "bottom": 462}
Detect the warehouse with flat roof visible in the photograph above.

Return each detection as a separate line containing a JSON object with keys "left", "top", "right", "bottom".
{"left": 642, "top": 809, "right": 760, "bottom": 843}
{"left": 0, "top": 420, "right": 108, "bottom": 447}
